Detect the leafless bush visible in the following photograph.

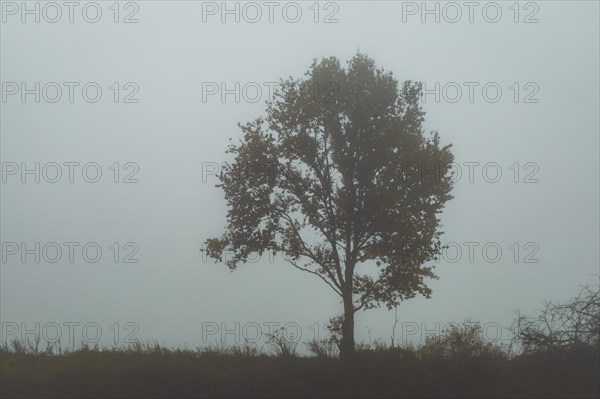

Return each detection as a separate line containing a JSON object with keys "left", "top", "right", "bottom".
{"left": 510, "top": 283, "right": 600, "bottom": 354}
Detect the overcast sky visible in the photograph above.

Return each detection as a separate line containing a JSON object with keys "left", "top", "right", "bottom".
{"left": 1, "top": 1, "right": 599, "bottom": 352}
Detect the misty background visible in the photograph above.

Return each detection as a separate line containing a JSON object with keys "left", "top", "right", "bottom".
{"left": 1, "top": 1, "right": 598, "bottom": 351}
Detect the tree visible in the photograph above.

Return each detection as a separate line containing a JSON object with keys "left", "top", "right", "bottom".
{"left": 205, "top": 53, "right": 455, "bottom": 359}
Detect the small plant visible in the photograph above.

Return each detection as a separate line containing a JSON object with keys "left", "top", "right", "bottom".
{"left": 305, "top": 338, "right": 338, "bottom": 358}
{"left": 264, "top": 326, "right": 298, "bottom": 357}
{"left": 229, "top": 340, "right": 264, "bottom": 357}
{"left": 325, "top": 315, "right": 343, "bottom": 349}
{"left": 2, "top": 336, "right": 37, "bottom": 355}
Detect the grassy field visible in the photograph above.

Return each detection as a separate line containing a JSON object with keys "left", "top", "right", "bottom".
{"left": 1, "top": 340, "right": 598, "bottom": 398}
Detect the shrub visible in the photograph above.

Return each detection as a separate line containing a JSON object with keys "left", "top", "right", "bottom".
{"left": 417, "top": 321, "right": 506, "bottom": 360}
{"left": 510, "top": 283, "right": 600, "bottom": 354}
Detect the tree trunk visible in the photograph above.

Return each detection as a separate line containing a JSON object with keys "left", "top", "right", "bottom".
{"left": 340, "top": 287, "right": 355, "bottom": 359}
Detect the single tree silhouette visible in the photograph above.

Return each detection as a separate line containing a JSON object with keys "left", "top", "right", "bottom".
{"left": 205, "top": 53, "right": 455, "bottom": 359}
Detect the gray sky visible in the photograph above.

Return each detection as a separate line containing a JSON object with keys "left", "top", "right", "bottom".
{"left": 1, "top": 1, "right": 598, "bottom": 351}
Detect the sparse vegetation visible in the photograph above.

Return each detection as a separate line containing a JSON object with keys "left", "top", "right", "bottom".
{"left": 2, "top": 287, "right": 599, "bottom": 398}
{"left": 1, "top": 336, "right": 597, "bottom": 398}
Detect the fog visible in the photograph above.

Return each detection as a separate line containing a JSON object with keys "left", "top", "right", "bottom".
{"left": 1, "top": 1, "right": 598, "bottom": 352}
